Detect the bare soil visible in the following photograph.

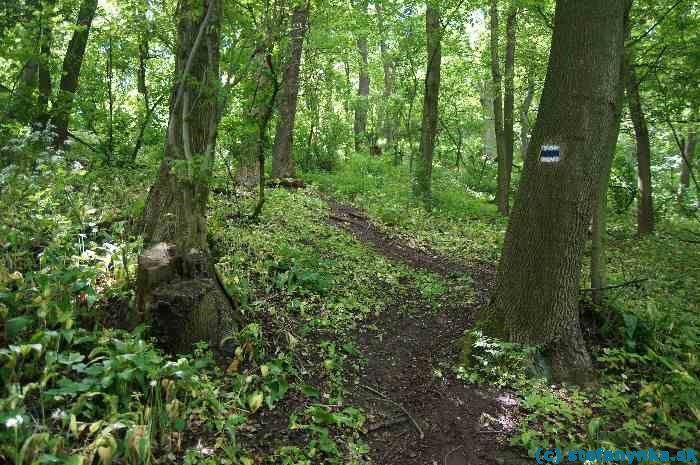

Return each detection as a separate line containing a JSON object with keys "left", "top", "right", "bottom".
{"left": 327, "top": 199, "right": 530, "bottom": 465}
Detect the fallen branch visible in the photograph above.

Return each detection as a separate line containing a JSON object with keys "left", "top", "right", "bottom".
{"left": 580, "top": 278, "right": 648, "bottom": 292}
{"left": 366, "top": 415, "right": 408, "bottom": 433}
{"left": 359, "top": 383, "right": 424, "bottom": 440}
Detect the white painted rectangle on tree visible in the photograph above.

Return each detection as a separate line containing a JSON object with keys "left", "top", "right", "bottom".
{"left": 540, "top": 145, "right": 561, "bottom": 163}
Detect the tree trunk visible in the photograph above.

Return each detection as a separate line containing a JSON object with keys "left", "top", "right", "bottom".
{"left": 8, "top": 0, "right": 54, "bottom": 126}
{"left": 52, "top": 0, "right": 98, "bottom": 148}
{"left": 137, "top": 0, "right": 239, "bottom": 354}
{"left": 377, "top": 1, "right": 394, "bottom": 151}
{"left": 107, "top": 32, "right": 114, "bottom": 164}
{"left": 490, "top": 0, "right": 507, "bottom": 215}
{"left": 353, "top": 1, "right": 370, "bottom": 153}
{"left": 413, "top": 5, "right": 441, "bottom": 203}
{"left": 235, "top": 38, "right": 278, "bottom": 187}
{"left": 519, "top": 70, "right": 535, "bottom": 159}
{"left": 483, "top": 0, "right": 629, "bottom": 383}
{"left": 679, "top": 121, "right": 696, "bottom": 200}
{"left": 271, "top": 3, "right": 309, "bottom": 179}
{"left": 501, "top": 8, "right": 517, "bottom": 214}
{"left": 478, "top": 79, "right": 497, "bottom": 167}
{"left": 625, "top": 54, "right": 654, "bottom": 236}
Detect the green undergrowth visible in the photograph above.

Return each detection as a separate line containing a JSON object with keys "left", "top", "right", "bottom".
{"left": 2, "top": 140, "right": 698, "bottom": 464}
{"left": 304, "top": 155, "right": 506, "bottom": 262}
{"left": 306, "top": 156, "right": 699, "bottom": 457}
{"left": 0, "top": 139, "right": 448, "bottom": 464}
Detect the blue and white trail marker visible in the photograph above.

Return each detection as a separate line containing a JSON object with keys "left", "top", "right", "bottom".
{"left": 540, "top": 145, "right": 560, "bottom": 163}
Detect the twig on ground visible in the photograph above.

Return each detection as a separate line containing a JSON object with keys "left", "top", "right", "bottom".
{"left": 367, "top": 415, "right": 408, "bottom": 433}
{"left": 580, "top": 278, "right": 648, "bottom": 292}
{"left": 445, "top": 445, "right": 464, "bottom": 465}
{"left": 359, "top": 383, "right": 424, "bottom": 440}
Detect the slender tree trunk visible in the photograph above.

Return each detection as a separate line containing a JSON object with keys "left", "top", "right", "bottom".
{"left": 137, "top": 0, "right": 239, "bottom": 353}
{"left": 501, "top": 8, "right": 517, "bottom": 214}
{"left": 519, "top": 70, "right": 535, "bottom": 159}
{"left": 478, "top": 79, "right": 497, "bottom": 167}
{"left": 52, "top": 0, "right": 98, "bottom": 148}
{"left": 9, "top": 0, "right": 54, "bottom": 126}
{"left": 107, "top": 32, "right": 114, "bottom": 164}
{"left": 679, "top": 119, "right": 696, "bottom": 201}
{"left": 490, "top": 0, "right": 507, "bottom": 214}
{"left": 483, "top": 0, "right": 629, "bottom": 383}
{"left": 377, "top": 1, "right": 394, "bottom": 151}
{"left": 236, "top": 49, "right": 273, "bottom": 187}
{"left": 413, "top": 4, "right": 441, "bottom": 203}
{"left": 624, "top": 54, "right": 654, "bottom": 235}
{"left": 271, "top": 3, "right": 309, "bottom": 179}
{"left": 353, "top": 1, "right": 370, "bottom": 152}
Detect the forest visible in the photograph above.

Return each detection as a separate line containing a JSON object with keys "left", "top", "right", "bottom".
{"left": 0, "top": 0, "right": 699, "bottom": 463}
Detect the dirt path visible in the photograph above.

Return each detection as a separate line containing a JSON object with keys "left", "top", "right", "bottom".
{"left": 326, "top": 199, "right": 528, "bottom": 465}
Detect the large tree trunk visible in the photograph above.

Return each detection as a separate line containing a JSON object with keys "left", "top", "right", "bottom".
{"left": 377, "top": 1, "right": 394, "bottom": 152}
{"left": 271, "top": 3, "right": 309, "bottom": 179}
{"left": 490, "top": 0, "right": 507, "bottom": 215}
{"left": 137, "top": 0, "right": 239, "bottom": 353}
{"left": 501, "top": 8, "right": 517, "bottom": 214}
{"left": 353, "top": 1, "right": 370, "bottom": 153}
{"left": 412, "top": 5, "right": 441, "bottom": 202}
{"left": 51, "top": 0, "right": 98, "bottom": 148}
{"left": 484, "top": 0, "right": 629, "bottom": 383}
{"left": 625, "top": 54, "right": 654, "bottom": 235}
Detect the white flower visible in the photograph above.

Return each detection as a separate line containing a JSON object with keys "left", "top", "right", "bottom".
{"left": 5, "top": 415, "right": 23, "bottom": 429}
{"left": 149, "top": 380, "right": 157, "bottom": 387}
{"left": 51, "top": 409, "right": 66, "bottom": 421}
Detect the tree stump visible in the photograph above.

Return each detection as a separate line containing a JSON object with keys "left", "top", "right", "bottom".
{"left": 136, "top": 242, "right": 238, "bottom": 354}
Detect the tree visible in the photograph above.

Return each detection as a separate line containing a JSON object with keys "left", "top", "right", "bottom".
{"left": 490, "top": 0, "right": 507, "bottom": 215}
{"left": 501, "top": 7, "right": 517, "bottom": 214}
{"left": 271, "top": 2, "right": 309, "bottom": 179}
{"left": 353, "top": 0, "right": 370, "bottom": 153}
{"left": 137, "top": 0, "right": 240, "bottom": 353}
{"left": 412, "top": 3, "right": 441, "bottom": 203}
{"left": 625, "top": 52, "right": 655, "bottom": 235}
{"left": 52, "top": 0, "right": 99, "bottom": 148}
{"left": 7, "top": 0, "right": 54, "bottom": 126}
{"left": 679, "top": 115, "right": 696, "bottom": 200}
{"left": 377, "top": 0, "right": 395, "bottom": 153}
{"left": 483, "top": 0, "right": 630, "bottom": 382}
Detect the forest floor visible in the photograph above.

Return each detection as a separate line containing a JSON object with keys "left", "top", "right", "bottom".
{"left": 3, "top": 154, "right": 697, "bottom": 465}
{"left": 326, "top": 198, "right": 525, "bottom": 465}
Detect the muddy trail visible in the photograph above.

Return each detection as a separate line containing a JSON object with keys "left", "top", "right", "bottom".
{"left": 326, "top": 199, "right": 528, "bottom": 465}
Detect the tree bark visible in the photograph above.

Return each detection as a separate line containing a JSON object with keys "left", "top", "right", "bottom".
{"left": 8, "top": 0, "right": 54, "bottom": 126}
{"left": 235, "top": 48, "right": 275, "bottom": 187}
{"left": 52, "top": 0, "right": 98, "bottom": 148}
{"left": 679, "top": 120, "right": 696, "bottom": 200}
{"left": 137, "top": 0, "right": 239, "bottom": 353}
{"left": 377, "top": 1, "right": 394, "bottom": 151}
{"left": 519, "top": 70, "right": 535, "bottom": 159}
{"left": 413, "top": 4, "right": 441, "bottom": 203}
{"left": 484, "top": 0, "right": 629, "bottom": 383}
{"left": 501, "top": 8, "right": 517, "bottom": 214}
{"left": 353, "top": 0, "right": 370, "bottom": 153}
{"left": 271, "top": 3, "right": 309, "bottom": 179}
{"left": 478, "top": 79, "right": 497, "bottom": 168}
{"left": 624, "top": 54, "right": 654, "bottom": 236}
{"left": 490, "top": 0, "right": 507, "bottom": 215}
